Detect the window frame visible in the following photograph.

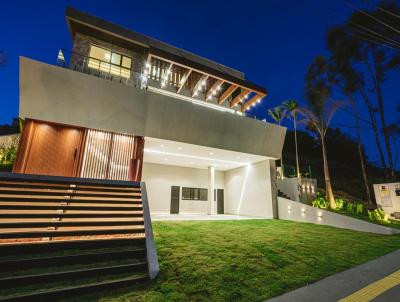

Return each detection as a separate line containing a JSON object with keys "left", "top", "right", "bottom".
{"left": 87, "top": 44, "right": 133, "bottom": 78}
{"left": 182, "top": 187, "right": 208, "bottom": 201}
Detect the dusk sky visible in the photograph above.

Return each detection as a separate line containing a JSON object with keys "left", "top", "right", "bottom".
{"left": 1, "top": 0, "right": 399, "bottom": 167}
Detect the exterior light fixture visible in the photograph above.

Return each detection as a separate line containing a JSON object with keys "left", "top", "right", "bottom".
{"left": 287, "top": 205, "right": 292, "bottom": 210}
{"left": 209, "top": 152, "right": 214, "bottom": 155}
{"left": 178, "top": 147, "right": 182, "bottom": 150}
{"left": 160, "top": 144, "right": 164, "bottom": 148}
{"left": 194, "top": 92, "right": 198, "bottom": 97}
{"left": 202, "top": 80, "right": 206, "bottom": 86}
{"left": 145, "top": 63, "right": 151, "bottom": 68}
{"left": 217, "top": 86, "right": 221, "bottom": 90}
{"left": 257, "top": 99, "right": 261, "bottom": 103}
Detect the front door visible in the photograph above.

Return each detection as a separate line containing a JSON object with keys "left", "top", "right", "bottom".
{"left": 170, "top": 186, "right": 180, "bottom": 214}
{"left": 15, "top": 120, "right": 84, "bottom": 177}
{"left": 217, "top": 189, "right": 224, "bottom": 214}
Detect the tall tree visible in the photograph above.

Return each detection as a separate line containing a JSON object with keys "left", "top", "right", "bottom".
{"left": 268, "top": 106, "right": 286, "bottom": 179}
{"left": 283, "top": 99, "right": 301, "bottom": 178}
{"left": 326, "top": 27, "right": 389, "bottom": 177}
{"left": 324, "top": 52, "right": 373, "bottom": 203}
{"left": 326, "top": 1, "right": 400, "bottom": 178}
{"left": 302, "top": 56, "right": 343, "bottom": 209}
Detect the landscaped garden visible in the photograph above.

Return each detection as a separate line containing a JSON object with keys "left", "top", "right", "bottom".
{"left": 311, "top": 193, "right": 400, "bottom": 229}
{"left": 71, "top": 219, "right": 400, "bottom": 302}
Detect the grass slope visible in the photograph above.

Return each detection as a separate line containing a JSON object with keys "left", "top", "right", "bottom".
{"left": 78, "top": 220, "right": 400, "bottom": 302}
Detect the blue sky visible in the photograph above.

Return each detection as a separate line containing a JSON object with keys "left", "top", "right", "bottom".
{"left": 0, "top": 0, "right": 398, "bottom": 167}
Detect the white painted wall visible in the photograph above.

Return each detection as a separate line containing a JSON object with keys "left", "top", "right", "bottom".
{"left": 278, "top": 197, "right": 400, "bottom": 235}
{"left": 373, "top": 182, "right": 400, "bottom": 215}
{"left": 224, "top": 160, "right": 274, "bottom": 218}
{"left": 142, "top": 162, "right": 224, "bottom": 214}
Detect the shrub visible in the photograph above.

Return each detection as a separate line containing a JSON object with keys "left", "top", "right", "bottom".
{"left": 334, "top": 198, "right": 345, "bottom": 210}
{"left": 312, "top": 195, "right": 329, "bottom": 209}
{"left": 368, "top": 208, "right": 388, "bottom": 223}
{"left": 355, "top": 203, "right": 364, "bottom": 215}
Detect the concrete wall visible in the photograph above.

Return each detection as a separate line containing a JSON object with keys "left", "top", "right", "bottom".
{"left": 19, "top": 57, "right": 286, "bottom": 159}
{"left": 278, "top": 197, "right": 400, "bottom": 235}
{"left": 277, "top": 177, "right": 317, "bottom": 204}
{"left": 142, "top": 162, "right": 224, "bottom": 214}
{"left": 373, "top": 183, "right": 400, "bottom": 215}
{"left": 224, "top": 160, "right": 274, "bottom": 218}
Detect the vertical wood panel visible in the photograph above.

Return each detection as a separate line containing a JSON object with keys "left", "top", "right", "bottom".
{"left": 16, "top": 120, "right": 84, "bottom": 177}
{"left": 80, "top": 129, "right": 136, "bottom": 181}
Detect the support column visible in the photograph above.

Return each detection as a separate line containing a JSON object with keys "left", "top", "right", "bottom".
{"left": 208, "top": 166, "right": 215, "bottom": 215}
{"left": 129, "top": 136, "right": 145, "bottom": 182}
{"left": 268, "top": 159, "right": 279, "bottom": 219}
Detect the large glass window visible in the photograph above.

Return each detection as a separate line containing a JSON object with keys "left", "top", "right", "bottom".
{"left": 88, "top": 45, "right": 132, "bottom": 78}
{"left": 182, "top": 187, "right": 208, "bottom": 201}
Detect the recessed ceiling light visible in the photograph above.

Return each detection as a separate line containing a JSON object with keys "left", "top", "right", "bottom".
{"left": 160, "top": 144, "right": 164, "bottom": 148}
{"left": 190, "top": 161, "right": 195, "bottom": 164}
{"left": 209, "top": 152, "right": 214, "bottom": 155}
{"left": 178, "top": 147, "right": 183, "bottom": 150}
{"left": 164, "top": 158, "right": 168, "bottom": 161}
{"left": 236, "top": 156, "right": 241, "bottom": 159}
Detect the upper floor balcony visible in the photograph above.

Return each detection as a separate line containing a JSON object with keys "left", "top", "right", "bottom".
{"left": 57, "top": 46, "right": 268, "bottom": 120}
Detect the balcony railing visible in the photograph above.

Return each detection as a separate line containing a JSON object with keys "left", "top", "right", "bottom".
{"left": 56, "top": 49, "right": 269, "bottom": 123}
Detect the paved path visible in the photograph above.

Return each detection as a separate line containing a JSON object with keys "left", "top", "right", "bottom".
{"left": 267, "top": 249, "right": 400, "bottom": 302}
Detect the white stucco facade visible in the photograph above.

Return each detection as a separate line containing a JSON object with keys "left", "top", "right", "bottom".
{"left": 142, "top": 160, "right": 276, "bottom": 218}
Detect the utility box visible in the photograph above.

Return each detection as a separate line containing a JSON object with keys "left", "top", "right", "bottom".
{"left": 277, "top": 177, "right": 317, "bottom": 204}
{"left": 373, "top": 183, "right": 400, "bottom": 219}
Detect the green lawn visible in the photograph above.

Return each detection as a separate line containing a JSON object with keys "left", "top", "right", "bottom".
{"left": 79, "top": 220, "right": 400, "bottom": 302}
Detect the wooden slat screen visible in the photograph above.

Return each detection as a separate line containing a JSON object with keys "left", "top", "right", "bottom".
{"left": 80, "top": 129, "right": 135, "bottom": 181}
{"left": 108, "top": 133, "right": 135, "bottom": 180}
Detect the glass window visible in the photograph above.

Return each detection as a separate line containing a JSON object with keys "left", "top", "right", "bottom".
{"left": 121, "top": 57, "right": 132, "bottom": 69}
{"left": 88, "top": 45, "right": 132, "bottom": 79}
{"left": 111, "top": 53, "right": 121, "bottom": 65}
{"left": 89, "top": 45, "right": 111, "bottom": 62}
{"left": 182, "top": 187, "right": 208, "bottom": 201}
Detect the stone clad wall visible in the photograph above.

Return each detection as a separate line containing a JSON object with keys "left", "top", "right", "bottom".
{"left": 69, "top": 33, "right": 146, "bottom": 74}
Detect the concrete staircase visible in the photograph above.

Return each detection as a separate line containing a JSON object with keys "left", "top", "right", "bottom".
{"left": 0, "top": 173, "right": 158, "bottom": 301}
{"left": 277, "top": 189, "right": 291, "bottom": 200}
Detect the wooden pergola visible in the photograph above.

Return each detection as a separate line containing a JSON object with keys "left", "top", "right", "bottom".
{"left": 145, "top": 53, "right": 267, "bottom": 112}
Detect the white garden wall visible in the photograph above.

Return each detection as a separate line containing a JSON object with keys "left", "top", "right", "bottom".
{"left": 278, "top": 197, "right": 400, "bottom": 235}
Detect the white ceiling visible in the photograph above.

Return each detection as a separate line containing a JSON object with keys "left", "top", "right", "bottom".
{"left": 143, "top": 137, "right": 269, "bottom": 171}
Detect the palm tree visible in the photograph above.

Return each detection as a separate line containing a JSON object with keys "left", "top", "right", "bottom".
{"left": 302, "top": 56, "right": 343, "bottom": 209}
{"left": 268, "top": 106, "right": 286, "bottom": 179}
{"left": 283, "top": 99, "right": 300, "bottom": 178}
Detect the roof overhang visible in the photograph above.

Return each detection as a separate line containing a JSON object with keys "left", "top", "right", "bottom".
{"left": 65, "top": 6, "right": 268, "bottom": 105}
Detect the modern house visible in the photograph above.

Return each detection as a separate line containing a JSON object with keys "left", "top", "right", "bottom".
{"left": 14, "top": 7, "right": 286, "bottom": 219}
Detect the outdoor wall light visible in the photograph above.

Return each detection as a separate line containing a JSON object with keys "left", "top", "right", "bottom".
{"left": 287, "top": 205, "right": 292, "bottom": 211}
{"left": 317, "top": 211, "right": 323, "bottom": 221}
{"left": 301, "top": 208, "right": 306, "bottom": 217}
